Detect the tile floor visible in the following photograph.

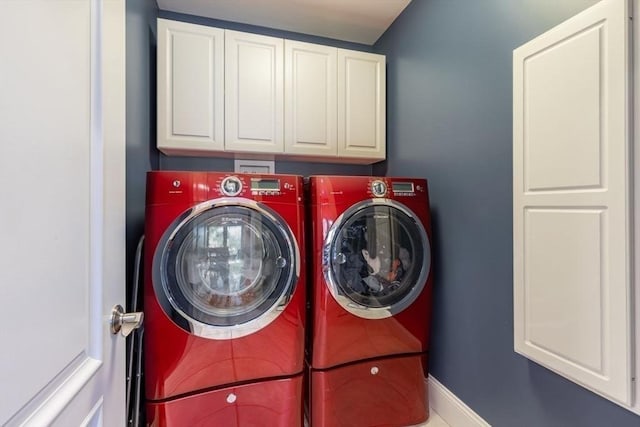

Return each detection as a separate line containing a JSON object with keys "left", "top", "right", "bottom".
{"left": 421, "top": 410, "right": 449, "bottom": 427}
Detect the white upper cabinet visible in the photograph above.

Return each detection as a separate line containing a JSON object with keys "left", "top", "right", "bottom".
{"left": 338, "top": 49, "right": 386, "bottom": 162}
{"left": 225, "top": 30, "right": 284, "bottom": 153}
{"left": 156, "top": 19, "right": 386, "bottom": 163}
{"left": 157, "top": 19, "right": 224, "bottom": 155}
{"left": 284, "top": 40, "right": 337, "bottom": 157}
{"left": 513, "top": 0, "right": 634, "bottom": 409}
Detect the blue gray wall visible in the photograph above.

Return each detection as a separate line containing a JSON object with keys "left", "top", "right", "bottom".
{"left": 126, "top": 0, "right": 158, "bottom": 305}
{"left": 374, "top": 1, "right": 638, "bottom": 426}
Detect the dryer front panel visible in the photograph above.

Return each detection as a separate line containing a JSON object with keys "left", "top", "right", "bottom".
{"left": 153, "top": 198, "right": 300, "bottom": 339}
{"left": 323, "top": 199, "right": 430, "bottom": 319}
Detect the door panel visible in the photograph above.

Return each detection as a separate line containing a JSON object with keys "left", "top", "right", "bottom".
{"left": 225, "top": 30, "right": 284, "bottom": 153}
{"left": 524, "top": 208, "right": 605, "bottom": 373}
{"left": 524, "top": 24, "right": 603, "bottom": 191}
{"left": 337, "top": 49, "right": 385, "bottom": 160}
{"left": 0, "top": 0, "right": 125, "bottom": 425}
{"left": 157, "top": 19, "right": 224, "bottom": 154}
{"left": 284, "top": 40, "right": 337, "bottom": 156}
{"left": 513, "top": 0, "right": 631, "bottom": 405}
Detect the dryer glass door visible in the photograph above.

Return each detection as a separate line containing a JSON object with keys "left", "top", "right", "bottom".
{"left": 325, "top": 200, "right": 430, "bottom": 319}
{"left": 154, "top": 202, "right": 298, "bottom": 339}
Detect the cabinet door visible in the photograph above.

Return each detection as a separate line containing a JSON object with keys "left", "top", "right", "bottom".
{"left": 157, "top": 19, "right": 224, "bottom": 155}
{"left": 513, "top": 0, "right": 632, "bottom": 406}
{"left": 337, "top": 49, "right": 385, "bottom": 162}
{"left": 284, "top": 40, "right": 337, "bottom": 157}
{"left": 225, "top": 30, "right": 284, "bottom": 153}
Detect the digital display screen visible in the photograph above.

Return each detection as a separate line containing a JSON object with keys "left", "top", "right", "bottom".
{"left": 251, "top": 179, "right": 280, "bottom": 191}
{"left": 392, "top": 182, "right": 414, "bottom": 193}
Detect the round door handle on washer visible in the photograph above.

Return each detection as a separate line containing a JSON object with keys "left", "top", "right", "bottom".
{"left": 110, "top": 304, "right": 143, "bottom": 337}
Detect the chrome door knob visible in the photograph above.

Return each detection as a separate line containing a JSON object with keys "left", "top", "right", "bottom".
{"left": 110, "top": 304, "right": 144, "bottom": 337}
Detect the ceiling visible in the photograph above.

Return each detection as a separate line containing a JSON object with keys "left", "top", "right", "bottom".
{"left": 156, "top": 0, "right": 412, "bottom": 45}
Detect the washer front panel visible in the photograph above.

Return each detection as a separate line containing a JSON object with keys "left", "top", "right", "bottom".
{"left": 153, "top": 198, "right": 300, "bottom": 339}
{"left": 323, "top": 199, "right": 430, "bottom": 319}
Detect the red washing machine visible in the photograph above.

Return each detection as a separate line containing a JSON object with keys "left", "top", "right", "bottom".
{"left": 144, "top": 171, "right": 306, "bottom": 427}
{"left": 307, "top": 175, "right": 433, "bottom": 427}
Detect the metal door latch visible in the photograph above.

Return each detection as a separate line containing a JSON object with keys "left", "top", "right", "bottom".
{"left": 110, "top": 304, "right": 144, "bottom": 337}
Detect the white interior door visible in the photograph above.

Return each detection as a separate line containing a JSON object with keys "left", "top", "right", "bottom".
{"left": 0, "top": 0, "right": 126, "bottom": 425}
{"left": 513, "top": 0, "right": 632, "bottom": 407}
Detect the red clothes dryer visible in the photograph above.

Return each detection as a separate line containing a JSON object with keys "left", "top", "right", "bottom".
{"left": 308, "top": 175, "right": 433, "bottom": 427}
{"left": 144, "top": 171, "right": 306, "bottom": 427}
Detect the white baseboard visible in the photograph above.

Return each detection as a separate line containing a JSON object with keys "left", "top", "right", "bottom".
{"left": 428, "top": 376, "right": 491, "bottom": 427}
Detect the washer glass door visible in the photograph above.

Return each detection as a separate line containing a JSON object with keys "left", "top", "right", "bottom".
{"left": 324, "top": 200, "right": 430, "bottom": 319}
{"left": 154, "top": 200, "right": 298, "bottom": 339}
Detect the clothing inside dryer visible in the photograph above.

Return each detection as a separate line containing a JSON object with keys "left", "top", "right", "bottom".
{"left": 331, "top": 205, "right": 425, "bottom": 308}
